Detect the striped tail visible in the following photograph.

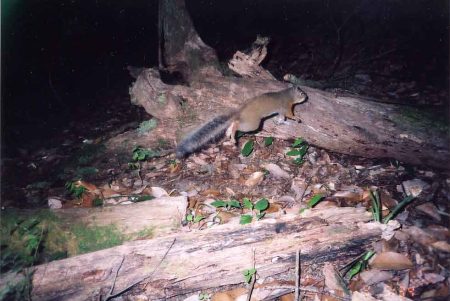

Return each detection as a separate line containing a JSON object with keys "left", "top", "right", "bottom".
{"left": 176, "top": 114, "right": 234, "bottom": 158}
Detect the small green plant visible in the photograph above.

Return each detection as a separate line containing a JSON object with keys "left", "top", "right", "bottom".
{"left": 370, "top": 189, "right": 415, "bottom": 224}
{"left": 286, "top": 138, "right": 309, "bottom": 165}
{"left": 243, "top": 268, "right": 257, "bottom": 283}
{"left": 211, "top": 199, "right": 242, "bottom": 210}
{"left": 241, "top": 140, "right": 255, "bottom": 157}
{"left": 136, "top": 119, "right": 157, "bottom": 135}
{"left": 240, "top": 198, "right": 270, "bottom": 224}
{"left": 299, "top": 194, "right": 324, "bottom": 213}
{"left": 198, "top": 292, "right": 210, "bottom": 300}
{"left": 132, "top": 146, "right": 159, "bottom": 162}
{"left": 345, "top": 251, "right": 375, "bottom": 280}
{"left": 186, "top": 213, "right": 206, "bottom": 224}
{"left": 65, "top": 181, "right": 87, "bottom": 198}
{"left": 264, "top": 136, "right": 274, "bottom": 146}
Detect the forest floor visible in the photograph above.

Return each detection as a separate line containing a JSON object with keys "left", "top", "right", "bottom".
{"left": 1, "top": 37, "right": 449, "bottom": 300}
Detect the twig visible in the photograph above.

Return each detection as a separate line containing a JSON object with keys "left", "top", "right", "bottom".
{"left": 103, "top": 238, "right": 176, "bottom": 300}
{"left": 246, "top": 248, "right": 257, "bottom": 301}
{"left": 294, "top": 249, "right": 300, "bottom": 301}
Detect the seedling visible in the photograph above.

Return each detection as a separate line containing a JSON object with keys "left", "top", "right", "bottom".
{"left": 300, "top": 194, "right": 324, "bottom": 213}
{"left": 243, "top": 268, "right": 257, "bottom": 283}
{"left": 132, "top": 146, "right": 159, "bottom": 162}
{"left": 286, "top": 137, "right": 309, "bottom": 165}
{"left": 240, "top": 198, "right": 270, "bottom": 224}
{"left": 65, "top": 180, "right": 87, "bottom": 198}
{"left": 369, "top": 189, "right": 415, "bottom": 224}
{"left": 211, "top": 199, "right": 242, "bottom": 210}
{"left": 344, "top": 251, "right": 375, "bottom": 280}
{"left": 186, "top": 213, "right": 206, "bottom": 224}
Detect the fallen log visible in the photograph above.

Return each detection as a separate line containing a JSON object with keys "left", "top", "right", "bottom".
{"left": 108, "top": 69, "right": 449, "bottom": 170}
{"left": 16, "top": 207, "right": 381, "bottom": 300}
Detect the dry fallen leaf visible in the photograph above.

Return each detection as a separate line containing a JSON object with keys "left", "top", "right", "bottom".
{"left": 360, "top": 269, "right": 393, "bottom": 285}
{"left": 415, "top": 202, "right": 441, "bottom": 221}
{"left": 244, "top": 171, "right": 264, "bottom": 187}
{"left": 370, "top": 252, "right": 413, "bottom": 270}
{"left": 150, "top": 186, "right": 169, "bottom": 198}
{"left": 263, "top": 163, "right": 291, "bottom": 179}
{"left": 431, "top": 241, "right": 450, "bottom": 253}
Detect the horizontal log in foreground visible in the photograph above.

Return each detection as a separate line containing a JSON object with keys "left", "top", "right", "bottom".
{"left": 27, "top": 207, "right": 380, "bottom": 300}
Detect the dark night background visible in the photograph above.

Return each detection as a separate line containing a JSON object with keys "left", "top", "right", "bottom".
{"left": 1, "top": 0, "right": 448, "bottom": 157}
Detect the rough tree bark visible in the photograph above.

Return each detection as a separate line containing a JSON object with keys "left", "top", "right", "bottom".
{"left": 13, "top": 207, "right": 382, "bottom": 300}
{"left": 113, "top": 0, "right": 449, "bottom": 170}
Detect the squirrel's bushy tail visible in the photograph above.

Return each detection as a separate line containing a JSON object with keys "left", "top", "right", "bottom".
{"left": 176, "top": 114, "right": 233, "bottom": 158}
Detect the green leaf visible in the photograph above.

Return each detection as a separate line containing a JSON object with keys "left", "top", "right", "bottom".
{"left": 211, "top": 200, "right": 227, "bottom": 208}
{"left": 347, "top": 261, "right": 363, "bottom": 279}
{"left": 194, "top": 215, "right": 205, "bottom": 223}
{"left": 243, "top": 198, "right": 253, "bottom": 210}
{"left": 264, "top": 137, "right": 274, "bottom": 146}
{"left": 293, "top": 157, "right": 305, "bottom": 165}
{"left": 243, "top": 268, "right": 257, "bottom": 283}
{"left": 229, "top": 200, "right": 241, "bottom": 209}
{"left": 298, "top": 145, "right": 308, "bottom": 156}
{"left": 186, "top": 214, "right": 193, "bottom": 222}
{"left": 286, "top": 149, "right": 302, "bottom": 156}
{"left": 292, "top": 138, "right": 304, "bottom": 147}
{"left": 240, "top": 215, "right": 253, "bottom": 225}
{"left": 241, "top": 140, "right": 254, "bottom": 157}
{"left": 132, "top": 195, "right": 154, "bottom": 202}
{"left": 254, "top": 198, "right": 269, "bottom": 211}
{"left": 307, "top": 194, "right": 324, "bottom": 208}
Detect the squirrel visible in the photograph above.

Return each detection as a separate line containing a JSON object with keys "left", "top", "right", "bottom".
{"left": 176, "top": 86, "right": 307, "bottom": 158}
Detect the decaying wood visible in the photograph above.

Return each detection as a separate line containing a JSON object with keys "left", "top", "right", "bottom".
{"left": 109, "top": 69, "right": 449, "bottom": 169}
{"left": 17, "top": 207, "right": 380, "bottom": 300}
{"left": 54, "top": 196, "right": 187, "bottom": 237}
{"left": 228, "top": 35, "right": 276, "bottom": 80}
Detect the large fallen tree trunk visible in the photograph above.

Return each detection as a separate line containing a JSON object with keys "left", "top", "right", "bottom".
{"left": 17, "top": 207, "right": 381, "bottom": 300}
{"left": 109, "top": 69, "right": 449, "bottom": 169}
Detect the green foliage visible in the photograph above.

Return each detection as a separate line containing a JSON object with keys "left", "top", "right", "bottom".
{"left": 132, "top": 146, "right": 160, "bottom": 161}
{"left": 264, "top": 136, "right": 274, "bottom": 146}
{"left": 0, "top": 272, "right": 33, "bottom": 301}
{"left": 241, "top": 140, "right": 254, "bottom": 157}
{"left": 287, "top": 138, "right": 309, "bottom": 165}
{"left": 383, "top": 195, "right": 415, "bottom": 224}
{"left": 370, "top": 189, "right": 415, "bottom": 224}
{"left": 240, "top": 215, "right": 253, "bottom": 224}
{"left": 137, "top": 119, "right": 158, "bottom": 135}
{"left": 186, "top": 213, "right": 205, "bottom": 224}
{"left": 243, "top": 198, "right": 253, "bottom": 210}
{"left": 65, "top": 181, "right": 87, "bottom": 198}
{"left": 211, "top": 200, "right": 242, "bottom": 210}
{"left": 346, "top": 251, "right": 375, "bottom": 280}
{"left": 243, "top": 268, "right": 257, "bottom": 283}
{"left": 199, "top": 292, "right": 210, "bottom": 301}
{"left": 71, "top": 224, "right": 124, "bottom": 254}
{"left": 254, "top": 198, "right": 269, "bottom": 211}
{"left": 369, "top": 190, "right": 382, "bottom": 222}
{"left": 307, "top": 194, "right": 324, "bottom": 208}
{"left": 135, "top": 227, "right": 155, "bottom": 240}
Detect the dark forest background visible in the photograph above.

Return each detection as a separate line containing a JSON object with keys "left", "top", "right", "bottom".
{"left": 1, "top": 0, "right": 448, "bottom": 156}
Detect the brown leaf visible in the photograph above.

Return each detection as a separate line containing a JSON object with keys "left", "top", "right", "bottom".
{"left": 370, "top": 252, "right": 413, "bottom": 270}
{"left": 431, "top": 241, "right": 450, "bottom": 253}
{"left": 415, "top": 202, "right": 441, "bottom": 221}
{"left": 244, "top": 171, "right": 264, "bottom": 187}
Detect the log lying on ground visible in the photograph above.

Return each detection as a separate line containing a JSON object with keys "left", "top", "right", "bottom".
{"left": 108, "top": 69, "right": 449, "bottom": 169}
{"left": 20, "top": 207, "right": 381, "bottom": 300}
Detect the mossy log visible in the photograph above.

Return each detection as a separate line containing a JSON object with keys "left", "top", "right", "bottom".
{"left": 10, "top": 207, "right": 380, "bottom": 300}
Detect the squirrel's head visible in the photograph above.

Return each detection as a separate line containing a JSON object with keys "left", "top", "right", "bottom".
{"left": 291, "top": 86, "right": 308, "bottom": 104}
